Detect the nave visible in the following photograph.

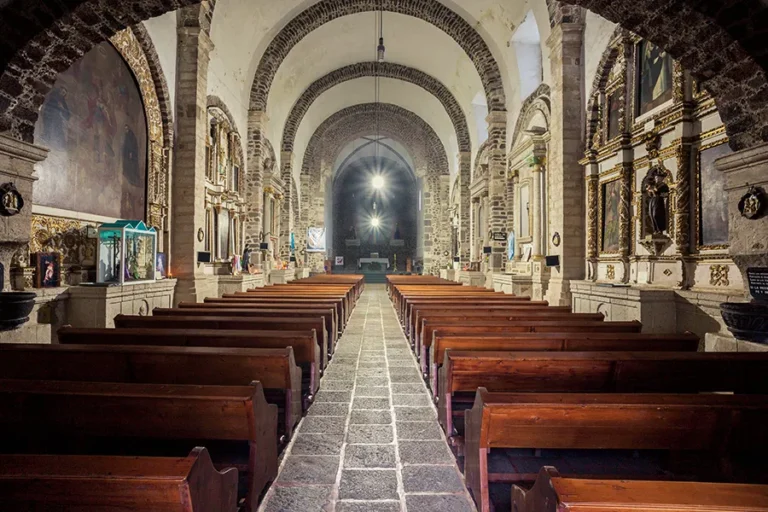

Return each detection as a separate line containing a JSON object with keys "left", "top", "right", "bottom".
{"left": 262, "top": 286, "right": 473, "bottom": 512}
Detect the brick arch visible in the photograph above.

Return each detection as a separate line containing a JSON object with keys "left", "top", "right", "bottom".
{"left": 0, "top": 0, "right": 217, "bottom": 142}
{"left": 301, "top": 103, "right": 449, "bottom": 179}
{"left": 207, "top": 95, "right": 239, "bottom": 135}
{"left": 510, "top": 83, "right": 552, "bottom": 149}
{"left": 560, "top": 0, "right": 768, "bottom": 150}
{"left": 132, "top": 24, "right": 174, "bottom": 143}
{"left": 249, "top": 0, "right": 506, "bottom": 114}
{"left": 282, "top": 61, "right": 471, "bottom": 154}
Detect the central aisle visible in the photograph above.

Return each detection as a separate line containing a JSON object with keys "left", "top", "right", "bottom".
{"left": 261, "top": 285, "right": 475, "bottom": 512}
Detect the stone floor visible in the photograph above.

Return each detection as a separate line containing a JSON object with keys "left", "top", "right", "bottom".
{"left": 260, "top": 285, "right": 476, "bottom": 512}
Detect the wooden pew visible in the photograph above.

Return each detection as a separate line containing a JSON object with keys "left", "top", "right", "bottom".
{"left": 411, "top": 307, "right": 583, "bottom": 347}
{"left": 250, "top": 286, "right": 355, "bottom": 317}
{"left": 0, "top": 447, "right": 239, "bottom": 511}
{"left": 439, "top": 350, "right": 768, "bottom": 437}
{"left": 215, "top": 294, "right": 346, "bottom": 329}
{"left": 119, "top": 313, "right": 329, "bottom": 370}
{"left": 429, "top": 332, "right": 701, "bottom": 395}
{"left": 62, "top": 325, "right": 321, "bottom": 399}
{"left": 406, "top": 301, "right": 544, "bottom": 336}
{"left": 513, "top": 466, "right": 768, "bottom": 512}
{"left": 418, "top": 317, "right": 637, "bottom": 375}
{"left": 0, "top": 380, "right": 279, "bottom": 512}
{"left": 464, "top": 389, "right": 768, "bottom": 512}
{"left": 172, "top": 304, "right": 338, "bottom": 352}
{"left": 402, "top": 297, "right": 533, "bottom": 327}
{"left": 294, "top": 275, "right": 365, "bottom": 298}
{"left": 0, "top": 342, "right": 303, "bottom": 440}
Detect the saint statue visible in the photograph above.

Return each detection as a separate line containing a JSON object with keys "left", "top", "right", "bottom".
{"left": 645, "top": 169, "right": 669, "bottom": 234}
{"left": 347, "top": 225, "right": 357, "bottom": 240}
{"left": 394, "top": 224, "right": 402, "bottom": 240}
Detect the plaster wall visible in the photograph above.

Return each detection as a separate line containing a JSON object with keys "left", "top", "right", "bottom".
{"left": 583, "top": 10, "right": 618, "bottom": 110}
{"left": 143, "top": 12, "right": 178, "bottom": 117}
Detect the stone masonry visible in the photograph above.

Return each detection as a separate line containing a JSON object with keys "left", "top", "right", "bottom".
{"left": 260, "top": 286, "right": 475, "bottom": 512}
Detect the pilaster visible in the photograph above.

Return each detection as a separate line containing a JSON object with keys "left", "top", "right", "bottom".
{"left": 458, "top": 152, "right": 471, "bottom": 263}
{"left": 545, "top": 22, "right": 585, "bottom": 306}
{"left": 171, "top": 7, "right": 216, "bottom": 304}
{"left": 245, "top": 109, "right": 268, "bottom": 245}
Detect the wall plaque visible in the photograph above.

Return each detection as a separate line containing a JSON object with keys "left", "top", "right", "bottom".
{"left": 747, "top": 267, "right": 768, "bottom": 303}
{"left": 0, "top": 183, "right": 23, "bottom": 216}
{"left": 491, "top": 232, "right": 508, "bottom": 242}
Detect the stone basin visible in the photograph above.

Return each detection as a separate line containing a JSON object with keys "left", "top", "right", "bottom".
{"left": 720, "top": 302, "right": 768, "bottom": 345}
{"left": 0, "top": 291, "right": 36, "bottom": 331}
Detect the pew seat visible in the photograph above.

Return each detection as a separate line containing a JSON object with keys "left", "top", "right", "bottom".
{"left": 0, "top": 447, "right": 239, "bottom": 512}
{"left": 0, "top": 380, "right": 278, "bottom": 512}
{"left": 513, "top": 466, "right": 768, "bottom": 512}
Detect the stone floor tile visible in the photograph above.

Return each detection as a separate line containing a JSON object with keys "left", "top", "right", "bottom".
{"left": 306, "top": 403, "right": 350, "bottom": 417}
{"left": 350, "top": 410, "right": 392, "bottom": 425}
{"left": 355, "top": 386, "right": 390, "bottom": 397}
{"left": 320, "top": 380, "right": 356, "bottom": 391}
{"left": 392, "top": 394, "right": 434, "bottom": 407}
{"left": 396, "top": 421, "right": 444, "bottom": 441}
{"left": 313, "top": 390, "right": 352, "bottom": 403}
{"left": 398, "top": 441, "right": 455, "bottom": 465}
{"left": 299, "top": 416, "right": 347, "bottom": 435}
{"left": 352, "top": 397, "right": 391, "bottom": 410}
{"left": 402, "top": 466, "right": 466, "bottom": 493}
{"left": 404, "top": 494, "right": 474, "bottom": 512}
{"left": 339, "top": 470, "right": 399, "bottom": 500}
{"left": 391, "top": 383, "right": 426, "bottom": 394}
{"left": 347, "top": 424, "right": 394, "bottom": 444}
{"left": 336, "top": 501, "right": 400, "bottom": 512}
{"left": 264, "top": 485, "right": 334, "bottom": 512}
{"left": 344, "top": 444, "right": 397, "bottom": 468}
{"left": 389, "top": 373, "right": 423, "bottom": 383}
{"left": 291, "top": 434, "right": 345, "bottom": 456}
{"left": 277, "top": 456, "right": 340, "bottom": 485}
{"left": 394, "top": 406, "right": 437, "bottom": 422}
{"left": 355, "top": 376, "right": 390, "bottom": 387}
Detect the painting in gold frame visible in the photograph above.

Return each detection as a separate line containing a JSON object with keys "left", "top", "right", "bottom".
{"left": 637, "top": 40, "right": 673, "bottom": 116}
{"left": 601, "top": 179, "right": 622, "bottom": 254}
{"left": 697, "top": 141, "right": 731, "bottom": 249}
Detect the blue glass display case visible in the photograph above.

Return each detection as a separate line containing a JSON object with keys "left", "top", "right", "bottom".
{"left": 97, "top": 220, "right": 157, "bottom": 284}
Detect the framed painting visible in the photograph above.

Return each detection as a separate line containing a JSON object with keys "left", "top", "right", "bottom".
{"left": 601, "top": 179, "right": 622, "bottom": 253}
{"left": 636, "top": 40, "right": 673, "bottom": 116}
{"left": 606, "top": 90, "right": 622, "bottom": 140}
{"left": 33, "top": 252, "right": 61, "bottom": 288}
{"left": 218, "top": 209, "right": 230, "bottom": 260}
{"left": 307, "top": 227, "right": 327, "bottom": 253}
{"left": 698, "top": 142, "right": 731, "bottom": 249}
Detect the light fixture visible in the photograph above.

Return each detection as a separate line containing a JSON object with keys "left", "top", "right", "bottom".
{"left": 377, "top": 36, "right": 386, "bottom": 62}
{"left": 372, "top": 175, "right": 385, "bottom": 190}
{"left": 371, "top": 217, "right": 381, "bottom": 228}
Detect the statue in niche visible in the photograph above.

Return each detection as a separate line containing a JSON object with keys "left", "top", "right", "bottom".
{"left": 643, "top": 167, "right": 670, "bottom": 234}
{"left": 394, "top": 224, "right": 402, "bottom": 240}
{"left": 347, "top": 225, "right": 357, "bottom": 240}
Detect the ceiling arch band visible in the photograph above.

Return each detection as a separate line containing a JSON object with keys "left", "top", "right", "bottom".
{"left": 281, "top": 61, "right": 471, "bottom": 154}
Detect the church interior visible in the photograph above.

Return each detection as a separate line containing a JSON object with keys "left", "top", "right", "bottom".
{"left": 0, "top": 0, "right": 768, "bottom": 510}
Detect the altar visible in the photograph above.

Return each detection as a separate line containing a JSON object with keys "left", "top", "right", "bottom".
{"left": 358, "top": 257, "right": 390, "bottom": 270}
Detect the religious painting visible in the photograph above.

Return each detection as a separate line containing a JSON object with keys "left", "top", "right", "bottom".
{"left": 606, "top": 90, "right": 621, "bottom": 140}
{"left": 307, "top": 227, "right": 327, "bottom": 253}
{"left": 34, "top": 41, "right": 148, "bottom": 220}
{"left": 699, "top": 143, "right": 732, "bottom": 247}
{"left": 601, "top": 179, "right": 621, "bottom": 253}
{"left": 218, "top": 209, "right": 230, "bottom": 260}
{"left": 637, "top": 40, "right": 673, "bottom": 116}
{"left": 33, "top": 252, "right": 61, "bottom": 288}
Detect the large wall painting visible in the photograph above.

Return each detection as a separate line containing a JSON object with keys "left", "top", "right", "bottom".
{"left": 698, "top": 143, "right": 731, "bottom": 248}
{"left": 34, "top": 41, "right": 148, "bottom": 220}
{"left": 637, "top": 40, "right": 673, "bottom": 116}
{"left": 601, "top": 179, "right": 621, "bottom": 253}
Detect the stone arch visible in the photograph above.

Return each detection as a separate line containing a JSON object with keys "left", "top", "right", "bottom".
{"left": 249, "top": 0, "right": 506, "bottom": 114}
{"left": 584, "top": 27, "right": 627, "bottom": 151}
{"left": 473, "top": 140, "right": 492, "bottom": 182}
{"left": 0, "top": 0, "right": 217, "bottom": 142}
{"left": 299, "top": 103, "right": 451, "bottom": 274}
{"left": 108, "top": 26, "right": 172, "bottom": 236}
{"left": 282, "top": 62, "right": 471, "bottom": 154}
{"left": 510, "top": 83, "right": 552, "bottom": 149}
{"left": 560, "top": 0, "right": 768, "bottom": 150}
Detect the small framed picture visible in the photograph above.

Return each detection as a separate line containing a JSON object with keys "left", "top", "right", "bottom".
{"left": 335, "top": 256, "right": 344, "bottom": 266}
{"left": 156, "top": 252, "right": 167, "bottom": 279}
{"left": 33, "top": 252, "right": 61, "bottom": 288}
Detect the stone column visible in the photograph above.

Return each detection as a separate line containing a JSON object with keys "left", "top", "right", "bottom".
{"left": 458, "top": 152, "right": 471, "bottom": 263}
{"left": 470, "top": 196, "right": 480, "bottom": 261}
{"left": 512, "top": 172, "right": 522, "bottom": 262}
{"left": 716, "top": 141, "right": 768, "bottom": 293}
{"left": 280, "top": 152, "right": 293, "bottom": 265}
{"left": 531, "top": 164, "right": 544, "bottom": 258}
{"left": 245, "top": 110, "right": 267, "bottom": 246}
{"left": 487, "top": 111, "right": 508, "bottom": 272}
{"left": 0, "top": 135, "right": 47, "bottom": 291}
{"left": 545, "top": 22, "right": 585, "bottom": 306}
{"left": 171, "top": 4, "right": 216, "bottom": 304}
